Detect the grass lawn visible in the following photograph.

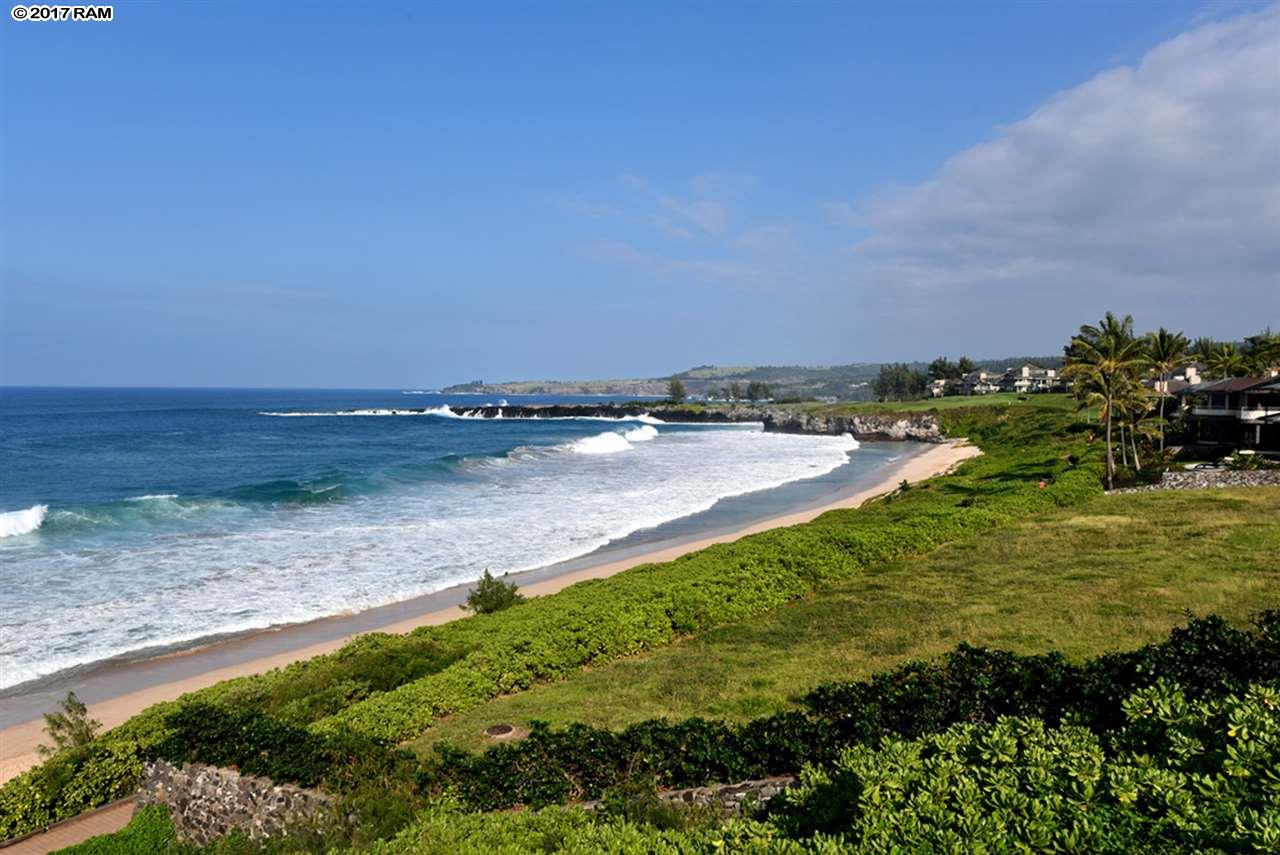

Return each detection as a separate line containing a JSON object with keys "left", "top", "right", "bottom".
{"left": 411, "top": 486, "right": 1280, "bottom": 756}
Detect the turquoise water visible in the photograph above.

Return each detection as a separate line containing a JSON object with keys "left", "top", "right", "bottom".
{"left": 0, "top": 388, "right": 881, "bottom": 689}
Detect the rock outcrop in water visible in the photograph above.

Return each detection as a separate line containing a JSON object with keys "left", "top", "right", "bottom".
{"left": 395, "top": 403, "right": 944, "bottom": 442}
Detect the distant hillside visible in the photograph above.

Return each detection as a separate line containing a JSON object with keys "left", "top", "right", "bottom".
{"left": 442, "top": 355, "right": 1062, "bottom": 401}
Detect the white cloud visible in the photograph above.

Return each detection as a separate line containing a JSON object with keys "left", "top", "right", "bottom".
{"left": 843, "top": 5, "right": 1280, "bottom": 302}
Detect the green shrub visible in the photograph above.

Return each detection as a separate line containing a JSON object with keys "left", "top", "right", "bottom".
{"left": 771, "top": 681, "right": 1280, "bottom": 852}
{"left": 463, "top": 570, "right": 525, "bottom": 615}
{"left": 350, "top": 680, "right": 1279, "bottom": 853}
{"left": 351, "top": 797, "right": 801, "bottom": 855}
{"left": 39, "top": 692, "right": 101, "bottom": 759}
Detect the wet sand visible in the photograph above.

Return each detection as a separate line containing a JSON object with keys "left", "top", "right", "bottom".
{"left": 0, "top": 440, "right": 980, "bottom": 784}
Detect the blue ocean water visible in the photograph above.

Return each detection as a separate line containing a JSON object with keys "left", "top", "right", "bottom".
{"left": 0, "top": 387, "right": 877, "bottom": 690}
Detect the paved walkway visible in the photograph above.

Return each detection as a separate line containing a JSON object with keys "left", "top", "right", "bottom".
{"left": 1, "top": 800, "right": 134, "bottom": 854}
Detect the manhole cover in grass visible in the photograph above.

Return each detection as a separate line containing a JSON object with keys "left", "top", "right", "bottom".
{"left": 485, "top": 724, "right": 515, "bottom": 737}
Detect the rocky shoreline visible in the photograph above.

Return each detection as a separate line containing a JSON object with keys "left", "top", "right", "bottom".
{"left": 379, "top": 403, "right": 945, "bottom": 442}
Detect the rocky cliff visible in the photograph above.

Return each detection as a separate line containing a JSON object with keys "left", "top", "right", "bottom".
{"left": 760, "top": 410, "right": 944, "bottom": 442}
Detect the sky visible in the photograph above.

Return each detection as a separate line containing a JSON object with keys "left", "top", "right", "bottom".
{"left": 1, "top": 1, "right": 1277, "bottom": 388}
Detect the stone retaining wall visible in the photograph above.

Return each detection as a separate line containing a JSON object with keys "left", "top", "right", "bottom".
{"left": 138, "top": 760, "right": 336, "bottom": 846}
{"left": 1110, "top": 469, "right": 1280, "bottom": 494}
{"left": 580, "top": 776, "right": 796, "bottom": 816}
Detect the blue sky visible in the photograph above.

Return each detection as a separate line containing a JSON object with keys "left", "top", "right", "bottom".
{"left": 2, "top": 1, "right": 1276, "bottom": 387}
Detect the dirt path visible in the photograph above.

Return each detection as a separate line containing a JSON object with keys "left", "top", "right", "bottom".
{"left": 1, "top": 800, "right": 134, "bottom": 854}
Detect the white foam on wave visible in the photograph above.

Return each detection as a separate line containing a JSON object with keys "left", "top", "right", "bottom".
{"left": 258, "top": 405, "right": 666, "bottom": 423}
{"left": 623, "top": 425, "right": 659, "bottom": 442}
{"left": 125, "top": 494, "right": 180, "bottom": 502}
{"left": 567, "top": 431, "right": 635, "bottom": 455}
{"left": 259, "top": 409, "right": 439, "bottom": 417}
{"left": 0, "top": 504, "right": 48, "bottom": 538}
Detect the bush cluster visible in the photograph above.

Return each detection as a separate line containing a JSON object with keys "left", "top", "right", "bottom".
{"left": 425, "top": 612, "right": 1280, "bottom": 810}
{"left": 767, "top": 681, "right": 1280, "bottom": 852}
{"left": 462, "top": 570, "right": 525, "bottom": 615}
{"left": 73, "top": 676, "right": 1280, "bottom": 853}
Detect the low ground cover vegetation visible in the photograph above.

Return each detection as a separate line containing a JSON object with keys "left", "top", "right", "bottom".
{"left": 423, "top": 612, "right": 1280, "bottom": 810}
{"left": 60, "top": 641, "right": 1280, "bottom": 853}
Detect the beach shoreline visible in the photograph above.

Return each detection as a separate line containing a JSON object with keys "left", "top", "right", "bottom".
{"left": 0, "top": 439, "right": 980, "bottom": 785}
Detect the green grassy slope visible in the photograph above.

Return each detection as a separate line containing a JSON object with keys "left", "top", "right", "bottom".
{"left": 411, "top": 486, "right": 1280, "bottom": 756}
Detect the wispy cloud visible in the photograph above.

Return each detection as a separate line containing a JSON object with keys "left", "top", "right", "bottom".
{"left": 622, "top": 173, "right": 730, "bottom": 236}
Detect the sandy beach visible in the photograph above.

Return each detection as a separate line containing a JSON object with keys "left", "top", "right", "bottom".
{"left": 0, "top": 440, "right": 979, "bottom": 785}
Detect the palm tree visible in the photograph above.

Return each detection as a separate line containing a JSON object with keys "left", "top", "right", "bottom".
{"left": 1145, "top": 327, "right": 1188, "bottom": 453}
{"left": 1064, "top": 312, "right": 1146, "bottom": 489}
{"left": 1192, "top": 337, "right": 1218, "bottom": 363}
{"left": 1113, "top": 379, "right": 1155, "bottom": 472}
{"left": 1244, "top": 329, "right": 1280, "bottom": 375}
{"left": 1206, "top": 343, "right": 1249, "bottom": 379}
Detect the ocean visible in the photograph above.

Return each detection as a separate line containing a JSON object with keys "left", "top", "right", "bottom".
{"left": 0, "top": 387, "right": 900, "bottom": 692}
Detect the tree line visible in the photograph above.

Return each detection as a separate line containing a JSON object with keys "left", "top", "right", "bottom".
{"left": 1063, "top": 316, "right": 1279, "bottom": 488}
{"left": 872, "top": 356, "right": 984, "bottom": 400}
{"left": 666, "top": 378, "right": 773, "bottom": 403}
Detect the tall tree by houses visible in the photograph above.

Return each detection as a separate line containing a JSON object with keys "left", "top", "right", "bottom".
{"left": 1145, "top": 327, "right": 1189, "bottom": 453}
{"left": 1063, "top": 312, "right": 1147, "bottom": 490}
{"left": 1206, "top": 342, "right": 1249, "bottom": 379}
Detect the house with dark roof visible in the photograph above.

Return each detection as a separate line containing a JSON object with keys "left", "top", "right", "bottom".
{"left": 1176, "top": 376, "right": 1280, "bottom": 450}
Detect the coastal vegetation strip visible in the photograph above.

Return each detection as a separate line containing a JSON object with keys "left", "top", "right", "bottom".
{"left": 53, "top": 613, "right": 1280, "bottom": 853}
{"left": 414, "top": 610, "right": 1280, "bottom": 815}
{"left": 409, "top": 485, "right": 1280, "bottom": 755}
{"left": 1, "top": 402, "right": 1102, "bottom": 840}
{"left": 307, "top": 406, "right": 1099, "bottom": 743}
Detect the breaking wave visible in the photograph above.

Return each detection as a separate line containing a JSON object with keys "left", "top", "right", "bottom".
{"left": 624, "top": 425, "right": 659, "bottom": 442}
{"left": 566, "top": 431, "right": 636, "bottom": 455}
{"left": 0, "top": 504, "right": 47, "bottom": 538}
